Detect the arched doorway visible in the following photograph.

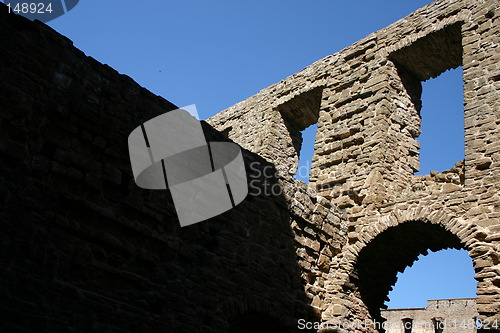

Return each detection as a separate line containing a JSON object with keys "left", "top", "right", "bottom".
{"left": 353, "top": 220, "right": 468, "bottom": 323}
{"left": 322, "top": 212, "right": 499, "bottom": 333}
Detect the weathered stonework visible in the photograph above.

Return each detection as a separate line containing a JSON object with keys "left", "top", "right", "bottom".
{"left": 208, "top": 0, "right": 499, "bottom": 331}
{"left": 0, "top": 0, "right": 498, "bottom": 332}
{"left": 0, "top": 4, "right": 343, "bottom": 332}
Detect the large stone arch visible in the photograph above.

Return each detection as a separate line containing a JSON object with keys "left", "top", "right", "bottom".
{"left": 322, "top": 206, "right": 498, "bottom": 332}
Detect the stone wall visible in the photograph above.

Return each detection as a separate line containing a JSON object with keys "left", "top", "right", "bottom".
{"left": 208, "top": 0, "right": 499, "bottom": 331}
{"left": 0, "top": 4, "right": 345, "bottom": 332}
{"left": 381, "top": 298, "right": 478, "bottom": 333}
{"left": 0, "top": 0, "right": 498, "bottom": 332}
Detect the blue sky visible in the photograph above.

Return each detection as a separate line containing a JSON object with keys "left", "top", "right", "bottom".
{"left": 7, "top": 0, "right": 475, "bottom": 309}
{"left": 387, "top": 249, "right": 475, "bottom": 308}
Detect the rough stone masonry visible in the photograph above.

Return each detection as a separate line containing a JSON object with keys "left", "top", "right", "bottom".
{"left": 0, "top": 0, "right": 498, "bottom": 332}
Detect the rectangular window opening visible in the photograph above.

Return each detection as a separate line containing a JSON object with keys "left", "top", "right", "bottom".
{"left": 402, "top": 318, "right": 413, "bottom": 333}
{"left": 276, "top": 87, "right": 323, "bottom": 182}
{"left": 432, "top": 318, "right": 444, "bottom": 333}
{"left": 389, "top": 22, "right": 464, "bottom": 180}
{"left": 416, "top": 66, "right": 465, "bottom": 176}
{"left": 294, "top": 123, "right": 318, "bottom": 183}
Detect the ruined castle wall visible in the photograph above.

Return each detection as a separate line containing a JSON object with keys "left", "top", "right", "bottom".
{"left": 0, "top": 0, "right": 498, "bottom": 332}
{"left": 208, "top": 0, "right": 475, "bottom": 212}
{"left": 208, "top": 0, "right": 499, "bottom": 331}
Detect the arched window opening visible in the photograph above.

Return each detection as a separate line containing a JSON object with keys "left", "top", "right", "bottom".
{"left": 352, "top": 220, "right": 478, "bottom": 332}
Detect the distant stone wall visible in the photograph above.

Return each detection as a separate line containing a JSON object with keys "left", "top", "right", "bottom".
{"left": 381, "top": 298, "right": 478, "bottom": 333}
